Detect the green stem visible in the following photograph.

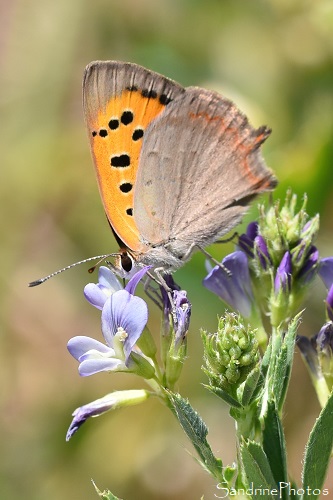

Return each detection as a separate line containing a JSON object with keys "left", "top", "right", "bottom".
{"left": 314, "top": 376, "right": 331, "bottom": 408}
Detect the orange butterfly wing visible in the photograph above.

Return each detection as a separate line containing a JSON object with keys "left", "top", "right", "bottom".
{"left": 83, "top": 61, "right": 185, "bottom": 252}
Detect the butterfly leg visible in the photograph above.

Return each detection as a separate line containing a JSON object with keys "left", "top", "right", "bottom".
{"left": 179, "top": 242, "right": 232, "bottom": 277}
{"left": 154, "top": 267, "right": 174, "bottom": 298}
{"left": 215, "top": 232, "right": 238, "bottom": 244}
{"left": 197, "top": 245, "right": 232, "bottom": 277}
{"left": 143, "top": 275, "right": 163, "bottom": 310}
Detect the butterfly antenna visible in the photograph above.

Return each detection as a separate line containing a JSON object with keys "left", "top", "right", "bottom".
{"left": 28, "top": 254, "right": 116, "bottom": 287}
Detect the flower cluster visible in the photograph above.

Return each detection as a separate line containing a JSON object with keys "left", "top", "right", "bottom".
{"left": 203, "top": 190, "right": 333, "bottom": 410}
{"left": 203, "top": 191, "right": 333, "bottom": 330}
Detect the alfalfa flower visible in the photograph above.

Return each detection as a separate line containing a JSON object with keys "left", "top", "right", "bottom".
{"left": 67, "top": 267, "right": 154, "bottom": 379}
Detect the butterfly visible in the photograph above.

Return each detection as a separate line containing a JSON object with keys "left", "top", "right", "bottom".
{"left": 83, "top": 60, "right": 277, "bottom": 277}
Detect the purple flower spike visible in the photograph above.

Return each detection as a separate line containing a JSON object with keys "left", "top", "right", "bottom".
{"left": 203, "top": 251, "right": 254, "bottom": 317}
{"left": 84, "top": 266, "right": 122, "bottom": 309}
{"left": 318, "top": 257, "right": 333, "bottom": 289}
{"left": 238, "top": 222, "right": 259, "bottom": 258}
{"left": 254, "top": 235, "right": 272, "bottom": 270}
{"left": 274, "top": 251, "right": 292, "bottom": 293}
{"left": 67, "top": 289, "right": 148, "bottom": 375}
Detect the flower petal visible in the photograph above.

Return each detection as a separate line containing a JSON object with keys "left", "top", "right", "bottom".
{"left": 274, "top": 251, "right": 292, "bottom": 293}
{"left": 319, "top": 257, "right": 333, "bottom": 289}
{"left": 98, "top": 266, "right": 123, "bottom": 290}
{"left": 246, "top": 221, "right": 259, "bottom": 240}
{"left": 173, "top": 290, "right": 191, "bottom": 346}
{"left": 101, "top": 290, "right": 148, "bottom": 361}
{"left": 238, "top": 222, "right": 259, "bottom": 257}
{"left": 78, "top": 357, "right": 124, "bottom": 376}
{"left": 84, "top": 283, "right": 109, "bottom": 309}
{"left": 254, "top": 235, "right": 272, "bottom": 270}
{"left": 203, "top": 251, "right": 254, "bottom": 317}
{"left": 125, "top": 266, "right": 151, "bottom": 295}
{"left": 84, "top": 267, "right": 123, "bottom": 309}
{"left": 67, "top": 336, "right": 111, "bottom": 360}
{"left": 298, "top": 246, "right": 319, "bottom": 284}
{"left": 325, "top": 286, "right": 333, "bottom": 322}
{"left": 296, "top": 335, "right": 320, "bottom": 377}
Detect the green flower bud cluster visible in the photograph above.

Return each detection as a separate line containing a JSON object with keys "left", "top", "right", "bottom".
{"left": 258, "top": 190, "right": 319, "bottom": 276}
{"left": 202, "top": 313, "right": 259, "bottom": 395}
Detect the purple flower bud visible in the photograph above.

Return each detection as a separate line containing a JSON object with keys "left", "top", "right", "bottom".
{"left": 274, "top": 251, "right": 292, "bottom": 294}
{"left": 66, "top": 389, "right": 150, "bottom": 440}
{"left": 203, "top": 251, "right": 254, "bottom": 317}
{"left": 161, "top": 275, "right": 180, "bottom": 312}
{"left": 296, "top": 335, "right": 320, "bottom": 378}
{"left": 316, "top": 321, "right": 333, "bottom": 354}
{"left": 297, "top": 323, "right": 333, "bottom": 403}
{"left": 298, "top": 246, "right": 319, "bottom": 284}
{"left": 173, "top": 290, "right": 191, "bottom": 346}
{"left": 301, "top": 220, "right": 313, "bottom": 234}
{"left": 254, "top": 235, "right": 272, "bottom": 270}
{"left": 318, "top": 257, "right": 333, "bottom": 289}
{"left": 246, "top": 221, "right": 259, "bottom": 240}
{"left": 160, "top": 275, "right": 181, "bottom": 334}
{"left": 238, "top": 222, "right": 259, "bottom": 258}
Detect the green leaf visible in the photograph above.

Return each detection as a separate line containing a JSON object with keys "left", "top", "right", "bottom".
{"left": 302, "top": 388, "right": 333, "bottom": 498}
{"left": 203, "top": 384, "right": 242, "bottom": 408}
{"left": 262, "top": 401, "right": 288, "bottom": 499}
{"left": 240, "top": 440, "right": 278, "bottom": 499}
{"left": 273, "top": 314, "right": 301, "bottom": 410}
{"left": 288, "top": 480, "right": 302, "bottom": 499}
{"left": 238, "top": 366, "right": 261, "bottom": 407}
{"left": 263, "top": 314, "right": 301, "bottom": 414}
{"left": 92, "top": 480, "right": 123, "bottom": 499}
{"left": 261, "top": 336, "right": 273, "bottom": 377}
{"left": 166, "top": 390, "right": 224, "bottom": 483}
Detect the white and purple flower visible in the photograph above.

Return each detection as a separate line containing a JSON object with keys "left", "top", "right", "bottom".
{"left": 67, "top": 266, "right": 150, "bottom": 376}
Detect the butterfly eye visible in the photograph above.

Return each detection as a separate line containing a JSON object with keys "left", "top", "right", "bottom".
{"left": 120, "top": 251, "right": 134, "bottom": 272}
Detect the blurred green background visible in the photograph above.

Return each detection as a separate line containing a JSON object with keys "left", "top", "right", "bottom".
{"left": 1, "top": 0, "right": 333, "bottom": 498}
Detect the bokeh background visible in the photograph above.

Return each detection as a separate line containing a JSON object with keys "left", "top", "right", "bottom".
{"left": 1, "top": 0, "right": 333, "bottom": 498}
